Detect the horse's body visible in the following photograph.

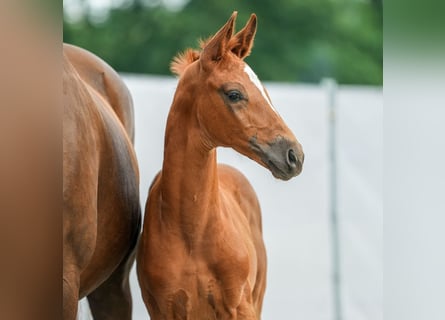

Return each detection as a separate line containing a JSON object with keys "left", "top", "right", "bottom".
{"left": 137, "top": 12, "right": 304, "bottom": 319}
{"left": 63, "top": 44, "right": 141, "bottom": 320}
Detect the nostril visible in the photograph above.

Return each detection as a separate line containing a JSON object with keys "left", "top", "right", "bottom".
{"left": 287, "top": 149, "right": 297, "bottom": 167}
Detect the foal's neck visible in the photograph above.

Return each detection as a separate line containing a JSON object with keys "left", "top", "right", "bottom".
{"left": 160, "top": 93, "right": 221, "bottom": 243}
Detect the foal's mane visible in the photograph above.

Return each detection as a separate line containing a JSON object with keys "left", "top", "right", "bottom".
{"left": 170, "top": 49, "right": 200, "bottom": 77}
{"left": 170, "top": 39, "right": 207, "bottom": 77}
{"left": 170, "top": 36, "right": 247, "bottom": 77}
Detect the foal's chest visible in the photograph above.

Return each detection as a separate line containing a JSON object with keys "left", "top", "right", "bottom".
{"left": 149, "top": 233, "right": 254, "bottom": 316}
{"left": 166, "top": 258, "right": 249, "bottom": 319}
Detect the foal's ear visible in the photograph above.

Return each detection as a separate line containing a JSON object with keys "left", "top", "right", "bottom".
{"left": 230, "top": 14, "right": 257, "bottom": 59}
{"left": 200, "top": 11, "right": 237, "bottom": 68}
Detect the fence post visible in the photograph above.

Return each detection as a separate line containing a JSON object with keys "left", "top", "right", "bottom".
{"left": 322, "top": 78, "right": 342, "bottom": 320}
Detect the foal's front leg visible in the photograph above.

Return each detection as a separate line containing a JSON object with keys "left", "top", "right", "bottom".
{"left": 235, "top": 292, "right": 258, "bottom": 320}
{"left": 219, "top": 288, "right": 257, "bottom": 320}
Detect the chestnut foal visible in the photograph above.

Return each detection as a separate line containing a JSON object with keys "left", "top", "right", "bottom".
{"left": 137, "top": 12, "right": 304, "bottom": 319}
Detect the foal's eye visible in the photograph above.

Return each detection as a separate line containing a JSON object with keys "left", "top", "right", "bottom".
{"left": 226, "top": 90, "right": 243, "bottom": 102}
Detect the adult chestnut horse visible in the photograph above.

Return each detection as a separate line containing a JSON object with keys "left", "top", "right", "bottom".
{"left": 137, "top": 12, "right": 304, "bottom": 319}
{"left": 63, "top": 44, "right": 141, "bottom": 320}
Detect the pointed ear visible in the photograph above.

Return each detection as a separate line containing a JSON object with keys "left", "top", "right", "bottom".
{"left": 230, "top": 14, "right": 257, "bottom": 59}
{"left": 200, "top": 11, "right": 237, "bottom": 69}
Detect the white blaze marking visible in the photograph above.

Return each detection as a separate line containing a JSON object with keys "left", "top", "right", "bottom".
{"left": 244, "top": 64, "right": 278, "bottom": 114}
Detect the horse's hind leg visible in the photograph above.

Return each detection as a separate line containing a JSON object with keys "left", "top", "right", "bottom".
{"left": 63, "top": 266, "right": 80, "bottom": 320}
{"left": 87, "top": 250, "right": 136, "bottom": 320}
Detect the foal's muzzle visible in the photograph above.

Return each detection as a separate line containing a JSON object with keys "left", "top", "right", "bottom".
{"left": 250, "top": 136, "right": 304, "bottom": 180}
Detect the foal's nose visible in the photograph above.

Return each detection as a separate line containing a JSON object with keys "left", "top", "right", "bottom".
{"left": 287, "top": 149, "right": 298, "bottom": 168}
{"left": 286, "top": 148, "right": 304, "bottom": 171}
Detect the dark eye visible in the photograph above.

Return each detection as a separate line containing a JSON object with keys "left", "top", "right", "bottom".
{"left": 226, "top": 90, "right": 243, "bottom": 102}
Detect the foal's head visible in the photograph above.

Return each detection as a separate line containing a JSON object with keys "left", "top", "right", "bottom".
{"left": 171, "top": 12, "right": 304, "bottom": 180}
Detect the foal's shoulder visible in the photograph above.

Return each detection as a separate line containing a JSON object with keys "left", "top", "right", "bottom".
{"left": 217, "top": 164, "right": 255, "bottom": 193}
{"left": 218, "top": 164, "right": 247, "bottom": 180}
{"left": 217, "top": 164, "right": 262, "bottom": 223}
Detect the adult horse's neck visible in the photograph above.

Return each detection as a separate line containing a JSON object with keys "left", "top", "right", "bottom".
{"left": 160, "top": 89, "right": 221, "bottom": 246}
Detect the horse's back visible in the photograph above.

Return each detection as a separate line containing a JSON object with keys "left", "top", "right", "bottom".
{"left": 63, "top": 43, "right": 135, "bottom": 141}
